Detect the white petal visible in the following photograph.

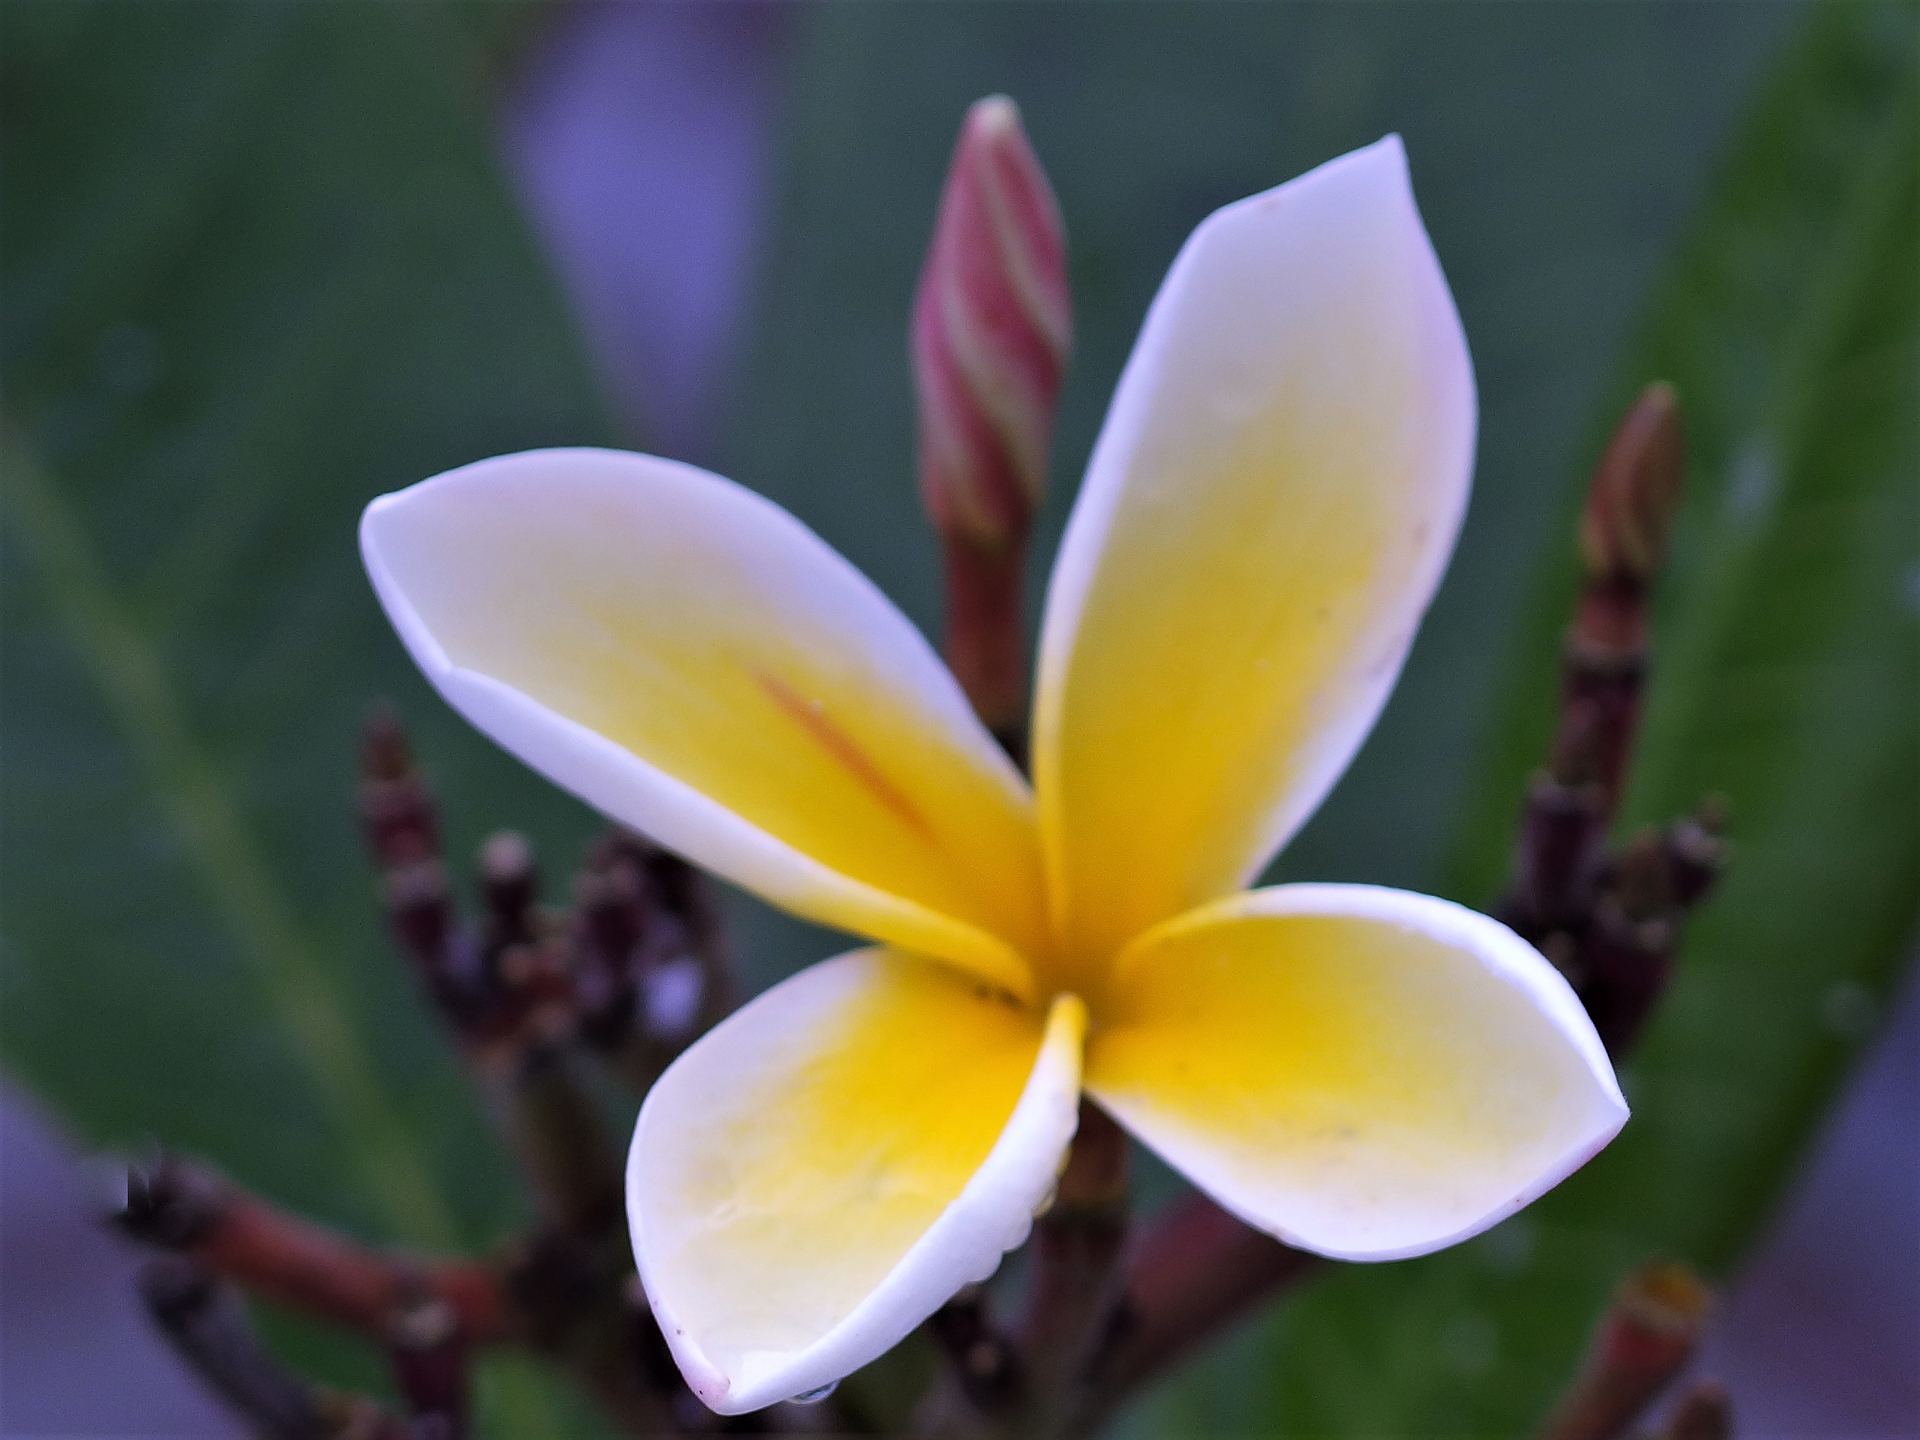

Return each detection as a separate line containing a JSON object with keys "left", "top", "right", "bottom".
{"left": 362, "top": 448, "right": 1046, "bottom": 996}
{"left": 629, "top": 950, "right": 1085, "bottom": 1414}
{"left": 1031, "top": 137, "right": 1477, "bottom": 982}
{"left": 1085, "top": 885, "right": 1624, "bottom": 1260}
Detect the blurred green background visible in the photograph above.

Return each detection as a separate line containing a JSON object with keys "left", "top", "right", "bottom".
{"left": 2, "top": 2, "right": 1913, "bottom": 1436}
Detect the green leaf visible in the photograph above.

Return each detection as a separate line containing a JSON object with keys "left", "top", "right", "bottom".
{"left": 1456, "top": 0, "right": 1919, "bottom": 1265}
{"left": 1, "top": 3, "right": 614, "bottom": 1427}
{"left": 1170, "top": 6, "right": 1919, "bottom": 1436}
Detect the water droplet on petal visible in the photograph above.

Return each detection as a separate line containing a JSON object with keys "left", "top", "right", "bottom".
{"left": 790, "top": 1381, "right": 839, "bottom": 1405}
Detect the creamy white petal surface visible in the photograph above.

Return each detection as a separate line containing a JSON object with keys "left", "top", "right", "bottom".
{"left": 1086, "top": 885, "right": 1625, "bottom": 1260}
{"left": 362, "top": 449, "right": 1046, "bottom": 996}
{"left": 629, "top": 950, "right": 1084, "bottom": 1413}
{"left": 1032, "top": 136, "right": 1477, "bottom": 984}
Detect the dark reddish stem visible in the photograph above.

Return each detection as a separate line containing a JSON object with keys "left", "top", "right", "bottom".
{"left": 138, "top": 1256, "right": 414, "bottom": 1440}
{"left": 1503, "top": 384, "right": 1686, "bottom": 946}
{"left": 941, "top": 530, "right": 1032, "bottom": 755}
{"left": 1572, "top": 381, "right": 1684, "bottom": 811}
{"left": 1531, "top": 1263, "right": 1713, "bottom": 1440}
{"left": 926, "top": 1283, "right": 1029, "bottom": 1423}
{"left": 1020, "top": 1103, "right": 1131, "bottom": 1392}
{"left": 389, "top": 1292, "right": 472, "bottom": 1439}
{"left": 1067, "top": 1193, "right": 1321, "bottom": 1438}
{"left": 118, "top": 1154, "right": 508, "bottom": 1343}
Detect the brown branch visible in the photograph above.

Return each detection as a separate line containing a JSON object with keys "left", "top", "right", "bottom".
{"left": 1506, "top": 721, "right": 1611, "bottom": 939}
{"left": 118, "top": 1154, "right": 507, "bottom": 1342}
{"left": 573, "top": 827, "right": 738, "bottom": 1089}
{"left": 362, "top": 715, "right": 627, "bottom": 1243}
{"left": 1494, "top": 385, "right": 1728, "bottom": 1060}
{"left": 1503, "top": 383, "right": 1686, "bottom": 948}
{"left": 389, "top": 1292, "right": 471, "bottom": 1440}
{"left": 117, "top": 1154, "right": 700, "bottom": 1436}
{"left": 1017, "top": 1103, "right": 1130, "bottom": 1419}
{"left": 1572, "top": 381, "right": 1683, "bottom": 811}
{"left": 1583, "top": 830, "right": 1676, "bottom": 1056}
{"left": 138, "top": 1255, "right": 413, "bottom": 1440}
{"left": 466, "top": 829, "right": 626, "bottom": 1240}
{"left": 919, "top": 1283, "right": 1029, "bottom": 1433}
{"left": 1531, "top": 1262, "right": 1713, "bottom": 1440}
{"left": 1066, "top": 1193, "right": 1321, "bottom": 1439}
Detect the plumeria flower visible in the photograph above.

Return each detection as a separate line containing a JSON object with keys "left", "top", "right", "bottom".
{"left": 362, "top": 135, "right": 1626, "bottom": 1415}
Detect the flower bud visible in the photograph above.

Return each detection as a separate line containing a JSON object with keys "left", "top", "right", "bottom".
{"left": 913, "top": 95, "right": 1071, "bottom": 737}
{"left": 1580, "top": 382, "right": 1684, "bottom": 586}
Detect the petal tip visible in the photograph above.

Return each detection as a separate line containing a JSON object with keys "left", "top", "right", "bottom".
{"left": 1369, "top": 129, "right": 1409, "bottom": 168}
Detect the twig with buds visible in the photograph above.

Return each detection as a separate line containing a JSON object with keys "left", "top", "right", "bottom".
{"left": 364, "top": 719, "right": 739, "bottom": 1433}
{"left": 363, "top": 712, "right": 626, "bottom": 1240}
{"left": 572, "top": 827, "right": 736, "bottom": 1090}
{"left": 114, "top": 713, "right": 753, "bottom": 1435}
{"left": 117, "top": 1153, "right": 507, "bottom": 1343}
{"left": 473, "top": 830, "right": 628, "bottom": 1241}
{"left": 1498, "top": 384, "right": 1725, "bottom": 1057}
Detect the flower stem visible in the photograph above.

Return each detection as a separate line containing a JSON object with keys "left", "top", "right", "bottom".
{"left": 1066, "top": 1193, "right": 1322, "bottom": 1439}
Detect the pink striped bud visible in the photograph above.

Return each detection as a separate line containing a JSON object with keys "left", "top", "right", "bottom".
{"left": 913, "top": 95, "right": 1071, "bottom": 738}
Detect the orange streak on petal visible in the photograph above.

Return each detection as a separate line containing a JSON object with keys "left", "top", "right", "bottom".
{"left": 754, "top": 670, "right": 937, "bottom": 844}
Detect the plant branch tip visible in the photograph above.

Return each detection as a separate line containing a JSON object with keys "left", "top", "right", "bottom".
{"left": 1532, "top": 1261, "right": 1712, "bottom": 1440}
{"left": 361, "top": 702, "right": 414, "bottom": 782}
{"left": 1580, "top": 382, "right": 1685, "bottom": 586}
